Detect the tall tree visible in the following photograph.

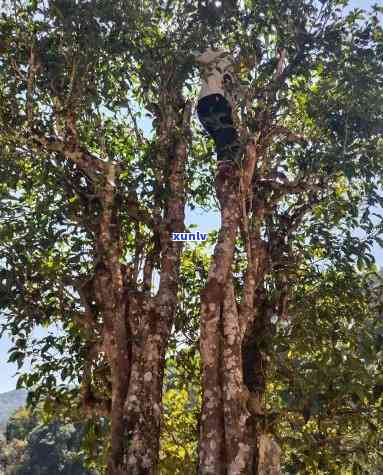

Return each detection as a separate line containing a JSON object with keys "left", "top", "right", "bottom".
{"left": 0, "top": 0, "right": 197, "bottom": 472}
{"left": 196, "top": 1, "right": 383, "bottom": 473}
{"left": 1, "top": 1, "right": 382, "bottom": 474}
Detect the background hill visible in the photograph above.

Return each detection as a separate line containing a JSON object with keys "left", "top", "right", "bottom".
{"left": 0, "top": 390, "right": 27, "bottom": 433}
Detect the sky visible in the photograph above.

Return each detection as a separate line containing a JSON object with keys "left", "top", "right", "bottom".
{"left": 0, "top": 0, "right": 381, "bottom": 393}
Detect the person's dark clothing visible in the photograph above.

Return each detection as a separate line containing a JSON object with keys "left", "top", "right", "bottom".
{"left": 197, "top": 93, "right": 240, "bottom": 162}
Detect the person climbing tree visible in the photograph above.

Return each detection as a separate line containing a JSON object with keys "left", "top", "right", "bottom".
{"left": 193, "top": 48, "right": 242, "bottom": 175}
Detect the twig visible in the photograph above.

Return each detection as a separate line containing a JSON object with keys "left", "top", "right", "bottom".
{"left": 26, "top": 46, "right": 40, "bottom": 125}
{"left": 125, "top": 99, "right": 144, "bottom": 145}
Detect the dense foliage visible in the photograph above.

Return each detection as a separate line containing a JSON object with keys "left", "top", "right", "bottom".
{"left": 0, "top": 408, "right": 94, "bottom": 475}
{"left": 0, "top": 0, "right": 382, "bottom": 472}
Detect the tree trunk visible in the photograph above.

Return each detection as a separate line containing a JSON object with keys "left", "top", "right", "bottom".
{"left": 199, "top": 170, "right": 242, "bottom": 474}
{"left": 199, "top": 143, "right": 281, "bottom": 474}
{"left": 122, "top": 137, "right": 188, "bottom": 474}
{"left": 242, "top": 291, "right": 279, "bottom": 474}
{"left": 92, "top": 164, "right": 131, "bottom": 474}
{"left": 221, "top": 277, "right": 254, "bottom": 473}
{"left": 29, "top": 89, "right": 191, "bottom": 472}
{"left": 123, "top": 298, "right": 173, "bottom": 474}
{"left": 87, "top": 125, "right": 188, "bottom": 473}
{"left": 258, "top": 435, "right": 281, "bottom": 475}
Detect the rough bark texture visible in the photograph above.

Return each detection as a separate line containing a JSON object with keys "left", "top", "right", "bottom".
{"left": 199, "top": 170, "right": 242, "bottom": 474}
{"left": 222, "top": 277, "right": 253, "bottom": 474}
{"left": 258, "top": 435, "right": 281, "bottom": 475}
{"left": 199, "top": 145, "right": 267, "bottom": 474}
{"left": 93, "top": 164, "right": 131, "bottom": 474}
{"left": 124, "top": 137, "right": 188, "bottom": 474}
{"left": 199, "top": 139, "right": 289, "bottom": 473}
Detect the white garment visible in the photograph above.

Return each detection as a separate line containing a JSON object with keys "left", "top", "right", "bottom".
{"left": 194, "top": 48, "right": 235, "bottom": 105}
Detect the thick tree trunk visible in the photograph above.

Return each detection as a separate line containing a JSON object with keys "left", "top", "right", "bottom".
{"left": 199, "top": 171, "right": 242, "bottom": 474}
{"left": 199, "top": 143, "right": 281, "bottom": 474}
{"left": 123, "top": 138, "right": 188, "bottom": 474}
{"left": 221, "top": 277, "right": 254, "bottom": 473}
{"left": 92, "top": 164, "right": 131, "bottom": 475}
{"left": 198, "top": 152, "right": 261, "bottom": 473}
{"left": 32, "top": 96, "right": 191, "bottom": 473}
{"left": 84, "top": 127, "right": 187, "bottom": 474}
{"left": 123, "top": 298, "right": 174, "bottom": 473}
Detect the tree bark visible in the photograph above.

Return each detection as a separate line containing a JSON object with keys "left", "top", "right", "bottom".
{"left": 47, "top": 99, "right": 191, "bottom": 474}
{"left": 124, "top": 138, "right": 187, "bottom": 474}
{"left": 199, "top": 141, "right": 282, "bottom": 474}
{"left": 221, "top": 277, "right": 254, "bottom": 474}
{"left": 199, "top": 170, "right": 242, "bottom": 474}
{"left": 258, "top": 435, "right": 281, "bottom": 475}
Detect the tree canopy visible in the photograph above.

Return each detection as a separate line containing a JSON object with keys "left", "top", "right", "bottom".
{"left": 0, "top": 0, "right": 383, "bottom": 473}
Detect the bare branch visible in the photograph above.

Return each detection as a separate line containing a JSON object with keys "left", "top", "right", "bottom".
{"left": 270, "top": 125, "right": 307, "bottom": 143}
{"left": 125, "top": 100, "right": 145, "bottom": 146}
{"left": 11, "top": 58, "right": 26, "bottom": 81}
{"left": 275, "top": 48, "right": 287, "bottom": 79}
{"left": 31, "top": 133, "right": 109, "bottom": 180}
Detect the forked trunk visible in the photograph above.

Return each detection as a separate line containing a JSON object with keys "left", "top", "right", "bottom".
{"left": 96, "top": 133, "right": 188, "bottom": 474}
{"left": 198, "top": 144, "right": 281, "bottom": 474}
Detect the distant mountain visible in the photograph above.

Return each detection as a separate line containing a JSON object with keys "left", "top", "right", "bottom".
{"left": 0, "top": 389, "right": 27, "bottom": 433}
